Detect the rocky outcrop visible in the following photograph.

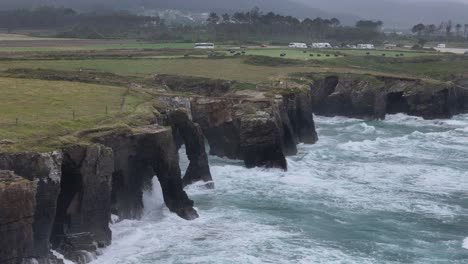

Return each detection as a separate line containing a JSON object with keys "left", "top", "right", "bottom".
{"left": 282, "top": 91, "right": 318, "bottom": 144}
{"left": 92, "top": 126, "right": 198, "bottom": 221}
{"left": 168, "top": 109, "right": 213, "bottom": 188}
{"left": 0, "top": 152, "right": 62, "bottom": 263}
{"left": 191, "top": 89, "right": 318, "bottom": 170}
{"left": 0, "top": 170, "right": 36, "bottom": 264}
{"left": 51, "top": 145, "right": 113, "bottom": 263}
{"left": 310, "top": 75, "right": 467, "bottom": 119}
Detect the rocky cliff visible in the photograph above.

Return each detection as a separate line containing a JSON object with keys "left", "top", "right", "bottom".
{"left": 92, "top": 126, "right": 198, "bottom": 221}
{"left": 310, "top": 75, "right": 468, "bottom": 119}
{"left": 0, "top": 152, "right": 63, "bottom": 264}
{"left": 51, "top": 145, "right": 114, "bottom": 263}
{"left": 0, "top": 170, "right": 36, "bottom": 264}
{"left": 0, "top": 126, "right": 202, "bottom": 263}
{"left": 191, "top": 90, "right": 318, "bottom": 170}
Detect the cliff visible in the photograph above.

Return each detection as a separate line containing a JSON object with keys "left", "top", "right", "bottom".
{"left": 0, "top": 126, "right": 202, "bottom": 263}
{"left": 0, "top": 170, "right": 36, "bottom": 264}
{"left": 92, "top": 126, "right": 198, "bottom": 221}
{"left": 310, "top": 74, "right": 468, "bottom": 119}
{"left": 190, "top": 89, "right": 318, "bottom": 170}
{"left": 0, "top": 152, "right": 63, "bottom": 264}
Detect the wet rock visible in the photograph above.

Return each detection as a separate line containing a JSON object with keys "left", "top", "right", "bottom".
{"left": 168, "top": 109, "right": 213, "bottom": 188}
{"left": 92, "top": 126, "right": 197, "bottom": 221}
{"left": 0, "top": 171, "right": 36, "bottom": 264}
{"left": 311, "top": 75, "right": 466, "bottom": 119}
{"left": 51, "top": 145, "right": 113, "bottom": 262}
{"left": 191, "top": 93, "right": 317, "bottom": 170}
{"left": 0, "top": 152, "right": 62, "bottom": 262}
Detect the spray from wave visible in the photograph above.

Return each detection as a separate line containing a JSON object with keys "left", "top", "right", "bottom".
{"left": 91, "top": 114, "right": 468, "bottom": 264}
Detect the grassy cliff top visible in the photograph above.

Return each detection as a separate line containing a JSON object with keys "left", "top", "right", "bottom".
{"left": 0, "top": 77, "right": 158, "bottom": 152}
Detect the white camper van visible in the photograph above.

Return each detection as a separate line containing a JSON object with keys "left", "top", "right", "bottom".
{"left": 311, "top": 42, "right": 331, "bottom": 48}
{"left": 288, "top": 42, "right": 308, "bottom": 49}
{"left": 194, "top": 43, "right": 215, "bottom": 49}
{"left": 436, "top": 44, "right": 446, "bottom": 49}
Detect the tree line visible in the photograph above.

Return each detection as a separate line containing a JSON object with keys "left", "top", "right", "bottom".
{"left": 0, "top": 6, "right": 165, "bottom": 39}
{"left": 411, "top": 21, "right": 468, "bottom": 46}
{"left": 205, "top": 7, "right": 384, "bottom": 43}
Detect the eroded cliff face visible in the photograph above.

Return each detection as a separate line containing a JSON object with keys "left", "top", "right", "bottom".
{"left": 92, "top": 126, "right": 198, "bottom": 221}
{"left": 0, "top": 152, "right": 62, "bottom": 263}
{"left": 167, "top": 109, "right": 213, "bottom": 188}
{"left": 0, "top": 171, "right": 36, "bottom": 264}
{"left": 51, "top": 145, "right": 113, "bottom": 263}
{"left": 311, "top": 75, "right": 468, "bottom": 119}
{"left": 191, "top": 89, "right": 318, "bottom": 170}
{"left": 0, "top": 128, "right": 200, "bottom": 263}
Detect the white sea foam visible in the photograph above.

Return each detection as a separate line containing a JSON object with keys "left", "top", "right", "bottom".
{"left": 91, "top": 114, "right": 468, "bottom": 264}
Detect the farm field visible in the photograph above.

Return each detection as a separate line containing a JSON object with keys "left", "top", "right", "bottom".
{"left": 232, "top": 48, "right": 432, "bottom": 60}
{"left": 0, "top": 39, "right": 466, "bottom": 152}
{"left": 0, "top": 77, "right": 153, "bottom": 152}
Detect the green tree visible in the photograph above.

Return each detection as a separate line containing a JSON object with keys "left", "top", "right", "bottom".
{"left": 412, "top": 23, "right": 426, "bottom": 36}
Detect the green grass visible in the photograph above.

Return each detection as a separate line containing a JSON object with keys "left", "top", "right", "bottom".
{"left": 226, "top": 48, "right": 433, "bottom": 60}
{"left": 0, "top": 42, "right": 195, "bottom": 52}
{"left": 0, "top": 58, "right": 323, "bottom": 83}
{"left": 0, "top": 77, "right": 154, "bottom": 152}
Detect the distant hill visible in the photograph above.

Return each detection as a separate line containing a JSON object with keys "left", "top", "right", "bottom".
{"left": 294, "top": 0, "right": 468, "bottom": 28}
{"left": 0, "top": 0, "right": 361, "bottom": 25}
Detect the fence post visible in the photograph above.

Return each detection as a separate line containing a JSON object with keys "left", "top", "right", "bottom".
{"left": 106, "top": 106, "right": 108, "bottom": 115}
{"left": 73, "top": 110, "right": 75, "bottom": 120}
{"left": 15, "top": 118, "right": 18, "bottom": 125}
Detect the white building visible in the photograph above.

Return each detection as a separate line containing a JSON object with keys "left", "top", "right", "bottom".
{"left": 436, "top": 44, "right": 446, "bottom": 49}
{"left": 311, "top": 42, "right": 332, "bottom": 48}
{"left": 288, "top": 42, "right": 308, "bottom": 49}
{"left": 357, "top": 44, "right": 375, "bottom": 49}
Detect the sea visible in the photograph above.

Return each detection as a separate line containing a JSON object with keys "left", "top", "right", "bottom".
{"left": 89, "top": 114, "right": 468, "bottom": 264}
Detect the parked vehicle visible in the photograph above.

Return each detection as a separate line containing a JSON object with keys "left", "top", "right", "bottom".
{"left": 357, "top": 44, "right": 375, "bottom": 49}
{"left": 311, "top": 42, "right": 331, "bottom": 48}
{"left": 436, "top": 44, "right": 446, "bottom": 49}
{"left": 288, "top": 42, "right": 308, "bottom": 49}
{"left": 194, "top": 43, "right": 215, "bottom": 49}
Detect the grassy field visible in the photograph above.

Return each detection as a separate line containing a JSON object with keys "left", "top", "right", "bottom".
{"left": 0, "top": 52, "right": 465, "bottom": 83}
{"left": 234, "top": 48, "right": 432, "bottom": 60}
{"left": 0, "top": 77, "right": 154, "bottom": 152}
{"left": 1, "top": 36, "right": 466, "bottom": 153}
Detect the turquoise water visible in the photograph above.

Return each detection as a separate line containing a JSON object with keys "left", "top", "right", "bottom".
{"left": 91, "top": 114, "right": 468, "bottom": 264}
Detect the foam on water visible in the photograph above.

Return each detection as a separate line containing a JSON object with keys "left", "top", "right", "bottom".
{"left": 92, "top": 114, "right": 468, "bottom": 264}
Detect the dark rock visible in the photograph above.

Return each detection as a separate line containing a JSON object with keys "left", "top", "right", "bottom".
{"left": 0, "top": 152, "right": 62, "bottom": 261}
{"left": 51, "top": 145, "right": 113, "bottom": 262}
{"left": 0, "top": 171, "right": 36, "bottom": 264}
{"left": 191, "top": 98, "right": 241, "bottom": 159}
{"left": 311, "top": 75, "right": 466, "bottom": 119}
{"left": 92, "top": 126, "right": 197, "bottom": 221}
{"left": 191, "top": 91, "right": 318, "bottom": 170}
{"left": 168, "top": 109, "right": 213, "bottom": 188}
{"left": 283, "top": 91, "right": 318, "bottom": 144}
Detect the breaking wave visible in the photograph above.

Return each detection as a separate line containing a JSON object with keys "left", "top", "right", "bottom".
{"left": 91, "top": 114, "right": 468, "bottom": 264}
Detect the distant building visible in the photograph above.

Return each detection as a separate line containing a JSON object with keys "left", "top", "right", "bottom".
{"left": 436, "top": 44, "right": 446, "bottom": 49}
{"left": 289, "top": 42, "right": 308, "bottom": 49}
{"left": 311, "top": 42, "right": 331, "bottom": 48}
{"left": 384, "top": 44, "right": 397, "bottom": 49}
{"left": 357, "top": 44, "right": 375, "bottom": 49}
